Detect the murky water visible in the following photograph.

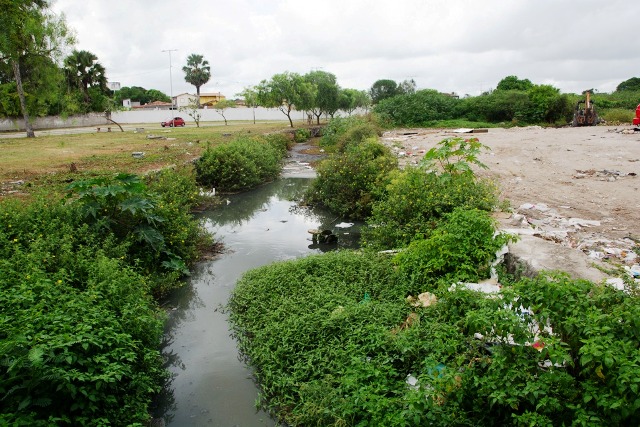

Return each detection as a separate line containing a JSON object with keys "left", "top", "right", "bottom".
{"left": 158, "top": 178, "right": 360, "bottom": 426}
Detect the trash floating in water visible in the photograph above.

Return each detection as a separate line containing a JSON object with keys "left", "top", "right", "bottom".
{"left": 335, "top": 222, "right": 354, "bottom": 228}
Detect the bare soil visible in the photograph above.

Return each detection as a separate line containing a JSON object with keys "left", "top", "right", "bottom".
{"left": 381, "top": 125, "right": 640, "bottom": 274}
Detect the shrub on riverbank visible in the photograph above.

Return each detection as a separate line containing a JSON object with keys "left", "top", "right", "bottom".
{"left": 305, "top": 138, "right": 397, "bottom": 219}
{"left": 229, "top": 248, "right": 640, "bottom": 426}
{"left": 195, "top": 134, "right": 289, "bottom": 192}
{"left": 362, "top": 167, "right": 499, "bottom": 250}
{"left": 0, "top": 168, "right": 209, "bottom": 424}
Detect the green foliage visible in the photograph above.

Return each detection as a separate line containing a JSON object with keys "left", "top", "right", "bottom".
{"left": 182, "top": 53, "right": 211, "bottom": 101}
{"left": 195, "top": 134, "right": 288, "bottom": 192}
{"left": 320, "top": 114, "right": 382, "bottom": 151}
{"left": 373, "top": 89, "right": 459, "bottom": 127}
{"left": 306, "top": 139, "right": 397, "bottom": 219}
{"left": 294, "top": 128, "right": 311, "bottom": 143}
{"left": 338, "top": 88, "right": 371, "bottom": 115}
{"left": 304, "top": 70, "right": 341, "bottom": 123}
{"left": 457, "top": 90, "right": 532, "bottom": 124}
{"left": 0, "top": 165, "right": 207, "bottom": 424}
{"left": 599, "top": 108, "right": 635, "bottom": 124}
{"left": 393, "top": 208, "right": 513, "bottom": 289}
{"left": 369, "top": 79, "right": 399, "bottom": 104}
{"left": 65, "top": 173, "right": 190, "bottom": 278}
{"left": 257, "top": 71, "right": 316, "bottom": 127}
{"left": 420, "top": 137, "right": 489, "bottom": 176}
{"left": 496, "top": 75, "right": 534, "bottom": 92}
{"left": 362, "top": 167, "right": 499, "bottom": 250}
{"left": 616, "top": 77, "right": 640, "bottom": 92}
{"left": 114, "top": 86, "right": 170, "bottom": 105}
{"left": 527, "top": 84, "right": 572, "bottom": 124}
{"left": 229, "top": 249, "right": 640, "bottom": 426}
{"left": 63, "top": 49, "right": 109, "bottom": 112}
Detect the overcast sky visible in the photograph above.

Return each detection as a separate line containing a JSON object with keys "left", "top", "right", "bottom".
{"left": 51, "top": 0, "right": 638, "bottom": 99}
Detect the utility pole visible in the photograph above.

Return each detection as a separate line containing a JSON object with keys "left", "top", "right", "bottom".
{"left": 162, "top": 49, "right": 178, "bottom": 110}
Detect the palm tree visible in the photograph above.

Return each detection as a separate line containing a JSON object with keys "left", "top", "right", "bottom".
{"left": 182, "top": 54, "right": 211, "bottom": 107}
{"left": 64, "top": 49, "right": 108, "bottom": 105}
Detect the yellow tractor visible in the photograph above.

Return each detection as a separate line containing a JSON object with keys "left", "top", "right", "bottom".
{"left": 572, "top": 90, "right": 598, "bottom": 126}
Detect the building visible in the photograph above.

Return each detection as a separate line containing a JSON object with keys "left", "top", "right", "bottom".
{"left": 173, "top": 92, "right": 227, "bottom": 108}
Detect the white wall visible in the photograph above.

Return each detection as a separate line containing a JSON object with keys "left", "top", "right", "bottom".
{"left": 111, "top": 107, "right": 305, "bottom": 124}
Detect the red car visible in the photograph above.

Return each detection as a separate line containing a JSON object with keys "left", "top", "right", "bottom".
{"left": 633, "top": 104, "right": 640, "bottom": 126}
{"left": 161, "top": 117, "right": 186, "bottom": 127}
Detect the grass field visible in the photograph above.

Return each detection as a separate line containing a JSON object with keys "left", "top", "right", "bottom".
{"left": 0, "top": 122, "right": 292, "bottom": 194}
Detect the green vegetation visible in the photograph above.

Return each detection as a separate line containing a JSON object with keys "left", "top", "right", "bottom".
{"left": 305, "top": 138, "right": 397, "bottom": 219}
{"left": 195, "top": 133, "right": 289, "bottom": 192}
{"left": 231, "top": 116, "right": 640, "bottom": 425}
{"left": 362, "top": 167, "right": 499, "bottom": 250}
{"left": 319, "top": 114, "right": 382, "bottom": 152}
{"left": 229, "top": 250, "right": 640, "bottom": 426}
{"left": 0, "top": 167, "right": 209, "bottom": 424}
{"left": 374, "top": 89, "right": 459, "bottom": 127}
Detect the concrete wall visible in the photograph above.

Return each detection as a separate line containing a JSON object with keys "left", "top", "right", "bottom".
{"left": 0, "top": 113, "right": 109, "bottom": 132}
{"left": 111, "top": 106, "right": 305, "bottom": 124}
{"left": 0, "top": 107, "right": 307, "bottom": 131}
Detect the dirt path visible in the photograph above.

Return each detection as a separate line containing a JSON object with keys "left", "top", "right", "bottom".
{"left": 381, "top": 126, "right": 640, "bottom": 279}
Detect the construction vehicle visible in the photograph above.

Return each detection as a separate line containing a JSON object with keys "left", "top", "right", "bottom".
{"left": 572, "top": 90, "right": 598, "bottom": 126}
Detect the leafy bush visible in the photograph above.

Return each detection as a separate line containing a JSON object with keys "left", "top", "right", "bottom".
{"left": 195, "top": 135, "right": 288, "bottom": 192}
{"left": 306, "top": 138, "right": 397, "bottom": 219}
{"left": 0, "top": 167, "right": 208, "bottom": 424}
{"left": 229, "top": 249, "right": 640, "bottom": 426}
{"left": 373, "top": 89, "right": 459, "bottom": 127}
{"left": 320, "top": 114, "right": 382, "bottom": 151}
{"left": 0, "top": 200, "right": 166, "bottom": 425}
{"left": 294, "top": 128, "right": 311, "bottom": 143}
{"left": 393, "top": 208, "right": 513, "bottom": 290}
{"left": 362, "top": 167, "right": 499, "bottom": 250}
{"left": 599, "top": 108, "right": 635, "bottom": 124}
{"left": 65, "top": 173, "right": 191, "bottom": 279}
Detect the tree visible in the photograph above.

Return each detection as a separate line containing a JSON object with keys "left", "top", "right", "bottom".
{"left": 114, "top": 86, "right": 170, "bottom": 105}
{"left": 182, "top": 53, "right": 211, "bottom": 107}
{"left": 237, "top": 86, "right": 259, "bottom": 124}
{"left": 0, "top": 0, "right": 73, "bottom": 137}
{"left": 615, "top": 77, "right": 640, "bottom": 92}
{"left": 179, "top": 100, "right": 202, "bottom": 127}
{"left": 339, "top": 88, "right": 371, "bottom": 115}
{"left": 398, "top": 78, "right": 417, "bottom": 95}
{"left": 304, "top": 70, "right": 340, "bottom": 124}
{"left": 64, "top": 50, "right": 108, "bottom": 110}
{"left": 496, "top": 75, "right": 534, "bottom": 92}
{"left": 212, "top": 99, "right": 236, "bottom": 125}
{"left": 370, "top": 79, "right": 399, "bottom": 104}
{"left": 256, "top": 72, "right": 315, "bottom": 128}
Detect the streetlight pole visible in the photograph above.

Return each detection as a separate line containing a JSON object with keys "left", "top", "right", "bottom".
{"left": 162, "top": 49, "right": 178, "bottom": 110}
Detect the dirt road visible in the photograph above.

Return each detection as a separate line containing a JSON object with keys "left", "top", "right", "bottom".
{"left": 381, "top": 125, "right": 640, "bottom": 280}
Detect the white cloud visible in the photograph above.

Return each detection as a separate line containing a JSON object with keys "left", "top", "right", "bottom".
{"left": 51, "top": 0, "right": 640, "bottom": 98}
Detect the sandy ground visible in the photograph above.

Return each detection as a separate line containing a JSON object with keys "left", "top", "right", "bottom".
{"left": 381, "top": 125, "right": 640, "bottom": 281}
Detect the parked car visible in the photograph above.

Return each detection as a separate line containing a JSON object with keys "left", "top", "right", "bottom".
{"left": 161, "top": 117, "right": 186, "bottom": 127}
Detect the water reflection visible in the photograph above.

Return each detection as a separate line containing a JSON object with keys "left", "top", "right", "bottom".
{"left": 158, "top": 178, "right": 361, "bottom": 426}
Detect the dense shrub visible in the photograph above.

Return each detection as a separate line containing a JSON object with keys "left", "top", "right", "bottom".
{"left": 320, "top": 114, "right": 382, "bottom": 151}
{"left": 195, "top": 135, "right": 289, "bottom": 192}
{"left": 306, "top": 139, "right": 397, "bottom": 219}
{"left": 0, "top": 168, "right": 208, "bottom": 424}
{"left": 373, "top": 89, "right": 459, "bottom": 127}
{"left": 393, "top": 208, "right": 513, "bottom": 290}
{"left": 362, "top": 167, "right": 499, "bottom": 250}
{"left": 229, "top": 249, "right": 640, "bottom": 426}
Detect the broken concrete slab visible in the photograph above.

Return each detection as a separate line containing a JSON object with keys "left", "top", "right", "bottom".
{"left": 504, "top": 234, "right": 607, "bottom": 283}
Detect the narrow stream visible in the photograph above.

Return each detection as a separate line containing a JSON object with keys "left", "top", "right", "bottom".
{"left": 158, "top": 177, "right": 360, "bottom": 426}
